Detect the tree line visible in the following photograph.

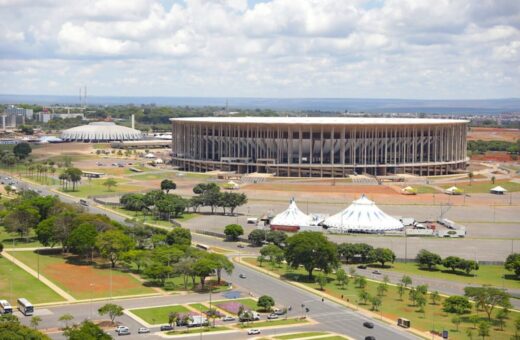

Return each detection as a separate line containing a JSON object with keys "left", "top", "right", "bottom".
{"left": 416, "top": 249, "right": 479, "bottom": 275}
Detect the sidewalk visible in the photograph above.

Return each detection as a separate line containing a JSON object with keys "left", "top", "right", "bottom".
{"left": 2, "top": 250, "right": 76, "bottom": 302}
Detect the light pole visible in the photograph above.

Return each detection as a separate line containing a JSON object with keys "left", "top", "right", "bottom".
{"left": 90, "top": 283, "right": 94, "bottom": 319}
{"left": 37, "top": 248, "right": 40, "bottom": 280}
{"left": 109, "top": 266, "right": 113, "bottom": 300}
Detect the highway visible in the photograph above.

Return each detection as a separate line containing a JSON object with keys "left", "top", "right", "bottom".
{"left": 6, "top": 174, "right": 419, "bottom": 340}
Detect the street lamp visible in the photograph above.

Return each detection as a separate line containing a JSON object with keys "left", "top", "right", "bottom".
{"left": 90, "top": 283, "right": 94, "bottom": 319}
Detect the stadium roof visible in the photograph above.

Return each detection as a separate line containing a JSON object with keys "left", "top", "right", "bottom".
{"left": 171, "top": 117, "right": 468, "bottom": 125}
{"left": 61, "top": 122, "right": 143, "bottom": 142}
{"left": 323, "top": 195, "right": 403, "bottom": 232}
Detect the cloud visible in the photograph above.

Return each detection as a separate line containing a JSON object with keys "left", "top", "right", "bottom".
{"left": 0, "top": 0, "right": 518, "bottom": 99}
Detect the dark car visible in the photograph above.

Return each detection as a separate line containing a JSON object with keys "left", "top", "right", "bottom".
{"left": 357, "top": 265, "right": 367, "bottom": 269}
{"left": 365, "top": 336, "right": 376, "bottom": 340}
{"left": 160, "top": 325, "right": 174, "bottom": 331}
{"left": 363, "top": 321, "right": 374, "bottom": 329}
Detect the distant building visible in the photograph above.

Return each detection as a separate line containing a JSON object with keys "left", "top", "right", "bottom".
{"left": 4, "top": 106, "right": 33, "bottom": 120}
{"left": 39, "top": 112, "right": 85, "bottom": 123}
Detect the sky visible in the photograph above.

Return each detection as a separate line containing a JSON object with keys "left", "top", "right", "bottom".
{"left": 0, "top": 0, "right": 519, "bottom": 99}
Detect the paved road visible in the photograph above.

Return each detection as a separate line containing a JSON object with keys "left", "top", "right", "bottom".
{"left": 7, "top": 174, "right": 418, "bottom": 340}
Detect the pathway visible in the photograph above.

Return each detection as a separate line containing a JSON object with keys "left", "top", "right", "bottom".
{"left": 1, "top": 250, "right": 77, "bottom": 302}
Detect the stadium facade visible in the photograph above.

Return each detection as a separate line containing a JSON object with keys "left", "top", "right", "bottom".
{"left": 171, "top": 117, "right": 468, "bottom": 177}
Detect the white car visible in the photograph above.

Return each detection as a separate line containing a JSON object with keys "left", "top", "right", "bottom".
{"left": 115, "top": 326, "right": 128, "bottom": 332}
{"left": 137, "top": 327, "right": 150, "bottom": 334}
{"left": 267, "top": 314, "right": 278, "bottom": 320}
{"left": 248, "top": 329, "right": 261, "bottom": 335}
{"left": 223, "top": 316, "right": 235, "bottom": 322}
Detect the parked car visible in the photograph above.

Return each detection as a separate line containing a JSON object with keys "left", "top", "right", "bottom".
{"left": 363, "top": 321, "right": 374, "bottom": 329}
{"left": 239, "top": 274, "right": 247, "bottom": 279}
{"left": 247, "top": 329, "right": 261, "bottom": 335}
{"left": 160, "top": 325, "right": 174, "bottom": 331}
{"left": 357, "top": 265, "right": 367, "bottom": 269}
{"left": 365, "top": 336, "right": 376, "bottom": 340}
{"left": 115, "top": 326, "right": 128, "bottom": 333}
{"left": 372, "top": 270, "right": 381, "bottom": 275}
{"left": 267, "top": 314, "right": 278, "bottom": 320}
{"left": 117, "top": 329, "right": 130, "bottom": 336}
{"left": 137, "top": 327, "right": 150, "bottom": 334}
{"left": 223, "top": 316, "right": 235, "bottom": 322}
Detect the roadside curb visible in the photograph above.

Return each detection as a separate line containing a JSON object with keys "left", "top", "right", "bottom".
{"left": 236, "top": 257, "right": 443, "bottom": 340}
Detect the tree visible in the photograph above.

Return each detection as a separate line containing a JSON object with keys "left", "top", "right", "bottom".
{"left": 464, "top": 286, "right": 511, "bottom": 320}
{"left": 19, "top": 125, "right": 34, "bottom": 135}
{"left": 143, "top": 261, "right": 173, "bottom": 286}
{"left": 430, "top": 291, "right": 440, "bottom": 305}
{"left": 161, "top": 179, "right": 177, "bottom": 193}
{"left": 102, "top": 178, "right": 117, "bottom": 191}
{"left": 316, "top": 273, "right": 327, "bottom": 291}
{"left": 496, "top": 308, "right": 507, "bottom": 331}
{"left": 98, "top": 303, "right": 124, "bottom": 324}
{"left": 224, "top": 224, "right": 244, "bottom": 241}
{"left": 0, "top": 314, "right": 50, "bottom": 339}
{"left": 468, "top": 171, "right": 474, "bottom": 185}
{"left": 451, "top": 316, "right": 461, "bottom": 331}
{"left": 478, "top": 321, "right": 490, "bottom": 339}
{"left": 193, "top": 183, "right": 221, "bottom": 214}
{"left": 266, "top": 230, "right": 287, "bottom": 247}
{"left": 505, "top": 253, "right": 520, "bottom": 279}
{"left": 354, "top": 275, "right": 367, "bottom": 289}
{"left": 121, "top": 249, "right": 149, "bottom": 273}
{"left": 0, "top": 242, "right": 3, "bottom": 254}
{"left": 219, "top": 192, "right": 247, "bottom": 215}
{"left": 13, "top": 142, "right": 32, "bottom": 159}
{"left": 260, "top": 244, "right": 284, "bottom": 268}
{"left": 370, "top": 296, "right": 382, "bottom": 311}
{"left": 154, "top": 194, "right": 187, "bottom": 219}
{"left": 416, "top": 293, "right": 427, "bottom": 313}
{"left": 248, "top": 229, "right": 266, "bottom": 247}
{"left": 284, "top": 232, "right": 338, "bottom": 280}
{"left": 443, "top": 256, "right": 463, "bottom": 273}
{"left": 468, "top": 314, "right": 480, "bottom": 329}
{"left": 96, "top": 229, "right": 135, "bottom": 268}
{"left": 491, "top": 176, "right": 496, "bottom": 184}
{"left": 120, "top": 193, "right": 146, "bottom": 211}
{"left": 59, "top": 313, "right": 74, "bottom": 329}
{"left": 515, "top": 316, "right": 520, "bottom": 339}
{"left": 192, "top": 256, "right": 217, "bottom": 289}
{"left": 63, "top": 320, "right": 111, "bottom": 340}
{"left": 30, "top": 316, "right": 42, "bottom": 329}
{"left": 257, "top": 295, "right": 275, "bottom": 312}
{"left": 358, "top": 290, "right": 370, "bottom": 304}
{"left": 416, "top": 249, "right": 442, "bottom": 270}
{"left": 143, "top": 190, "right": 166, "bottom": 207}
{"left": 354, "top": 243, "right": 374, "bottom": 263}
{"left": 443, "top": 295, "right": 471, "bottom": 314}
{"left": 208, "top": 252, "right": 234, "bottom": 284}
{"left": 465, "top": 328, "right": 474, "bottom": 340}
{"left": 67, "top": 223, "right": 97, "bottom": 258}
{"left": 3, "top": 204, "right": 40, "bottom": 239}
{"left": 336, "top": 268, "right": 348, "bottom": 288}
{"left": 337, "top": 243, "right": 358, "bottom": 263}
{"left": 460, "top": 259, "right": 479, "bottom": 276}
{"left": 377, "top": 283, "right": 388, "bottom": 297}
{"left": 63, "top": 167, "right": 82, "bottom": 191}
{"left": 168, "top": 312, "right": 179, "bottom": 328}
{"left": 369, "top": 248, "right": 395, "bottom": 267}
{"left": 166, "top": 227, "right": 191, "bottom": 247}
{"left": 397, "top": 283, "right": 405, "bottom": 300}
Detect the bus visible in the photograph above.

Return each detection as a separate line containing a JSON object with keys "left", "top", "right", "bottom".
{"left": 0, "top": 300, "right": 12, "bottom": 314}
{"left": 397, "top": 318, "right": 410, "bottom": 328}
{"left": 17, "top": 298, "right": 34, "bottom": 316}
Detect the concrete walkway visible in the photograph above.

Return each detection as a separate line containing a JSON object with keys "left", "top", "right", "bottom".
{"left": 1, "top": 250, "right": 76, "bottom": 302}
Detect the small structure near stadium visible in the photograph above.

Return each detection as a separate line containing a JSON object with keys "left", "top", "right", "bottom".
{"left": 490, "top": 186, "right": 507, "bottom": 195}
{"left": 323, "top": 195, "right": 403, "bottom": 233}
{"left": 269, "top": 198, "right": 322, "bottom": 232}
{"left": 61, "top": 122, "right": 142, "bottom": 142}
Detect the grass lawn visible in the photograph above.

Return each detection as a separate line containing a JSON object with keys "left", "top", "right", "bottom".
{"left": 166, "top": 326, "right": 230, "bottom": 335}
{"left": 60, "top": 178, "right": 142, "bottom": 198}
{"left": 130, "top": 305, "right": 190, "bottom": 324}
{"left": 315, "top": 336, "right": 348, "bottom": 340}
{"left": 385, "top": 262, "right": 519, "bottom": 290}
{"left": 239, "top": 318, "right": 308, "bottom": 328}
{"left": 441, "top": 181, "right": 520, "bottom": 193}
{"left": 244, "top": 258, "right": 520, "bottom": 340}
{"left": 130, "top": 172, "right": 177, "bottom": 181}
{"left": 22, "top": 174, "right": 60, "bottom": 186}
{"left": 0, "top": 228, "right": 43, "bottom": 249}
{"left": 9, "top": 251, "right": 154, "bottom": 300}
{"left": 188, "top": 303, "right": 209, "bottom": 313}
{"left": 0, "top": 256, "right": 64, "bottom": 305}
{"left": 413, "top": 185, "right": 440, "bottom": 194}
{"left": 275, "top": 332, "right": 330, "bottom": 340}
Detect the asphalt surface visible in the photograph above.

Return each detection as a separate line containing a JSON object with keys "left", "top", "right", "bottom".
{"left": 6, "top": 175, "right": 418, "bottom": 340}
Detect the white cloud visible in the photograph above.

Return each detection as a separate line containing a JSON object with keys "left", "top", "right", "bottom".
{"left": 0, "top": 0, "right": 518, "bottom": 98}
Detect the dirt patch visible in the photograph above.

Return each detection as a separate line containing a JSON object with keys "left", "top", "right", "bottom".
{"left": 470, "top": 151, "right": 513, "bottom": 162}
{"left": 468, "top": 127, "right": 520, "bottom": 142}
{"left": 44, "top": 262, "right": 142, "bottom": 294}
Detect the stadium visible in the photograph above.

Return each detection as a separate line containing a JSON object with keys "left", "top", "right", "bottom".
{"left": 171, "top": 117, "right": 468, "bottom": 177}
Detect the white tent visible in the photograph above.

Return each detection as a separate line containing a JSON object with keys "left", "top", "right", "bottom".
{"left": 490, "top": 186, "right": 507, "bottom": 195}
{"left": 445, "top": 186, "right": 462, "bottom": 195}
{"left": 270, "top": 198, "right": 314, "bottom": 231}
{"left": 225, "top": 180, "right": 240, "bottom": 190}
{"left": 323, "top": 195, "right": 403, "bottom": 233}
{"left": 153, "top": 158, "right": 164, "bottom": 164}
{"left": 145, "top": 153, "right": 156, "bottom": 158}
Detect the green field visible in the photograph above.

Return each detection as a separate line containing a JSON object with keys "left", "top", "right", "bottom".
{"left": 60, "top": 178, "right": 143, "bottom": 198}
{"left": 130, "top": 305, "right": 190, "bottom": 324}
{"left": 0, "top": 228, "right": 43, "bottom": 249}
{"left": 9, "top": 251, "right": 154, "bottom": 300}
{"left": 441, "top": 181, "right": 520, "bottom": 193}
{"left": 0, "top": 257, "right": 64, "bottom": 305}
{"left": 166, "top": 326, "right": 230, "bottom": 335}
{"left": 188, "top": 303, "right": 209, "bottom": 312}
{"left": 244, "top": 258, "right": 520, "bottom": 340}
{"left": 275, "top": 332, "right": 330, "bottom": 340}
{"left": 413, "top": 185, "right": 440, "bottom": 194}
{"left": 239, "top": 318, "right": 308, "bottom": 328}
{"left": 385, "top": 262, "right": 519, "bottom": 290}
{"left": 130, "top": 172, "right": 178, "bottom": 181}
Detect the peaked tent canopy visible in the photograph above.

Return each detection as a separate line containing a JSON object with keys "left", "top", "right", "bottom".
{"left": 401, "top": 186, "right": 417, "bottom": 195}
{"left": 445, "top": 186, "right": 463, "bottom": 195}
{"left": 323, "top": 195, "right": 403, "bottom": 233}
{"left": 270, "top": 198, "right": 314, "bottom": 231}
{"left": 490, "top": 186, "right": 507, "bottom": 194}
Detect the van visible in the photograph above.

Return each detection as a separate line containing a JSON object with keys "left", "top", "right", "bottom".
{"left": 398, "top": 318, "right": 410, "bottom": 328}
